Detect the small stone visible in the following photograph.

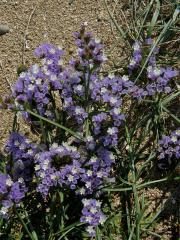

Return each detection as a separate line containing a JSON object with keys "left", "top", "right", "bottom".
{"left": 68, "top": 47, "right": 74, "bottom": 54}
{"left": 26, "top": 34, "right": 33, "bottom": 41}
{"left": 0, "top": 24, "right": 9, "bottom": 36}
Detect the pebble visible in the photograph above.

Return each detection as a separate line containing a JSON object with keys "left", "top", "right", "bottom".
{"left": 0, "top": 24, "right": 9, "bottom": 36}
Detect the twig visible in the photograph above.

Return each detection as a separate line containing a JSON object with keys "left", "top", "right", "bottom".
{"left": 0, "top": 60, "right": 12, "bottom": 92}
{"left": 42, "top": 4, "right": 49, "bottom": 42}
{"left": 68, "top": 0, "right": 75, "bottom": 5}
{"left": 22, "top": 5, "right": 37, "bottom": 65}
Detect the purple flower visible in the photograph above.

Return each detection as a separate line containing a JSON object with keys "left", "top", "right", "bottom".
{"left": 86, "top": 136, "right": 96, "bottom": 151}
{"left": 80, "top": 198, "right": 106, "bottom": 237}
{"left": 163, "top": 67, "right": 179, "bottom": 79}
{"left": 9, "top": 182, "right": 26, "bottom": 203}
{"left": 158, "top": 129, "right": 180, "bottom": 167}
{"left": 128, "top": 41, "right": 142, "bottom": 73}
{"left": 73, "top": 24, "right": 106, "bottom": 69}
{"left": 0, "top": 173, "right": 27, "bottom": 218}
{"left": 5, "top": 132, "right": 38, "bottom": 182}
{"left": 102, "top": 127, "right": 118, "bottom": 147}
{"left": 0, "top": 174, "right": 9, "bottom": 194}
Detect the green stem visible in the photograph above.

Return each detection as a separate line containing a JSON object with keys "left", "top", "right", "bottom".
{"left": 131, "top": 151, "right": 140, "bottom": 240}
{"left": 128, "top": 223, "right": 136, "bottom": 240}
{"left": 103, "top": 176, "right": 180, "bottom": 192}
{"left": 12, "top": 112, "right": 18, "bottom": 132}
{"left": 133, "top": 184, "right": 140, "bottom": 240}
{"left": 104, "top": 186, "right": 132, "bottom": 192}
{"left": 84, "top": 66, "right": 91, "bottom": 138}
{"left": 15, "top": 208, "right": 38, "bottom": 240}
{"left": 39, "top": 119, "right": 48, "bottom": 145}
{"left": 52, "top": 222, "right": 85, "bottom": 237}
{"left": 137, "top": 176, "right": 180, "bottom": 189}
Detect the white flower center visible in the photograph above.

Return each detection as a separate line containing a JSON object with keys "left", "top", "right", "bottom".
{"left": 87, "top": 170, "right": 93, "bottom": 176}
{"left": 107, "top": 127, "right": 116, "bottom": 135}
{"left": 68, "top": 175, "right": 74, "bottom": 182}
{"left": 6, "top": 178, "right": 13, "bottom": 187}
{"left": 49, "top": 48, "right": 56, "bottom": 54}
{"left": 28, "top": 84, "right": 35, "bottom": 91}
{"left": 122, "top": 75, "right": 129, "bottom": 81}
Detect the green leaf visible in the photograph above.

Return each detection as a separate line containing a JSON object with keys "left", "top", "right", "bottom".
{"left": 103, "top": 0, "right": 128, "bottom": 42}
{"left": 95, "top": 226, "right": 102, "bottom": 240}
{"left": 137, "top": 0, "right": 154, "bottom": 38}
{"left": 128, "top": 224, "right": 135, "bottom": 240}
{"left": 15, "top": 208, "right": 38, "bottom": 240}
{"left": 26, "top": 109, "right": 84, "bottom": 141}
{"left": 162, "top": 91, "right": 180, "bottom": 106}
{"left": 148, "top": 0, "right": 161, "bottom": 36}
{"left": 161, "top": 105, "right": 180, "bottom": 124}
{"left": 103, "top": 186, "right": 132, "bottom": 192}
{"left": 53, "top": 222, "right": 84, "bottom": 238}
{"left": 142, "top": 229, "right": 162, "bottom": 238}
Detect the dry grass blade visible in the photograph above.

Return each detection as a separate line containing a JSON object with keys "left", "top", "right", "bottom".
{"left": 103, "top": 0, "right": 131, "bottom": 47}
{"left": 0, "top": 60, "right": 12, "bottom": 92}
{"left": 22, "top": 5, "right": 37, "bottom": 65}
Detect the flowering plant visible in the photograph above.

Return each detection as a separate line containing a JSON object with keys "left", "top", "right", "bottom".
{"left": 0, "top": 22, "right": 179, "bottom": 239}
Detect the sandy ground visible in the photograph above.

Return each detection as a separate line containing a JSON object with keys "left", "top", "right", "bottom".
{"left": 0, "top": 1, "right": 179, "bottom": 239}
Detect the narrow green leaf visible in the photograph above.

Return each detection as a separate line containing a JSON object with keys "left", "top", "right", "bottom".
{"left": 95, "top": 226, "right": 102, "bottom": 240}
{"left": 26, "top": 109, "right": 84, "bottom": 141}
{"left": 128, "top": 224, "right": 136, "bottom": 240}
{"left": 15, "top": 208, "right": 38, "bottom": 240}
{"left": 103, "top": 0, "right": 129, "bottom": 43}
{"left": 103, "top": 186, "right": 132, "bottom": 192}
{"left": 137, "top": 176, "right": 180, "bottom": 189}
{"left": 161, "top": 105, "right": 180, "bottom": 124}
{"left": 142, "top": 229, "right": 162, "bottom": 238}
{"left": 137, "top": 0, "right": 154, "bottom": 38}
{"left": 162, "top": 91, "right": 180, "bottom": 106}
{"left": 148, "top": 0, "right": 161, "bottom": 35}
{"left": 145, "top": 207, "right": 164, "bottom": 229}
{"left": 53, "top": 222, "right": 84, "bottom": 237}
{"left": 104, "top": 176, "right": 180, "bottom": 192}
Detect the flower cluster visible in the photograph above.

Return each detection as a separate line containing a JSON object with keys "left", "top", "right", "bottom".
{"left": 73, "top": 22, "right": 107, "bottom": 68}
{"left": 146, "top": 66, "right": 178, "bottom": 95}
{"left": 128, "top": 41, "right": 142, "bottom": 73}
{"left": 10, "top": 31, "right": 178, "bottom": 133}
{"left": 5, "top": 132, "right": 38, "bottom": 182}
{"left": 90, "top": 74, "right": 135, "bottom": 145}
{"left": 0, "top": 173, "right": 26, "bottom": 218}
{"left": 128, "top": 37, "right": 178, "bottom": 98}
{"left": 13, "top": 44, "right": 64, "bottom": 122}
{"left": 59, "top": 22, "right": 107, "bottom": 126}
{"left": 0, "top": 133, "right": 38, "bottom": 218}
{"left": 146, "top": 37, "right": 159, "bottom": 67}
{"left": 34, "top": 142, "right": 81, "bottom": 196}
{"left": 80, "top": 198, "right": 106, "bottom": 237}
{"left": 158, "top": 129, "right": 180, "bottom": 163}
{"left": 34, "top": 142, "right": 115, "bottom": 197}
